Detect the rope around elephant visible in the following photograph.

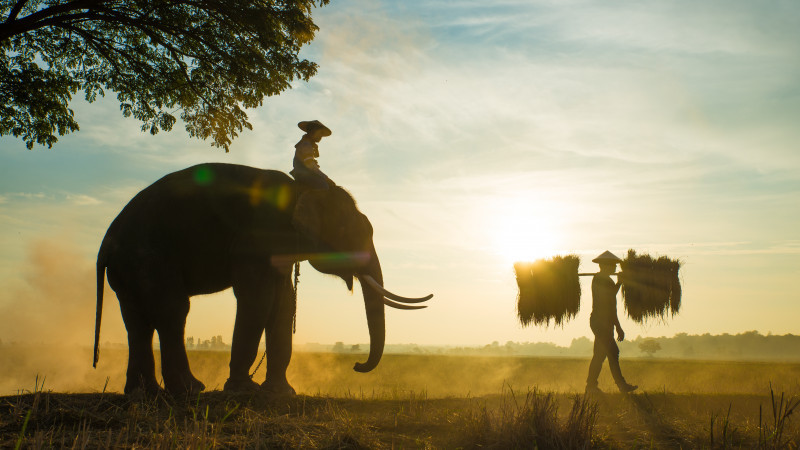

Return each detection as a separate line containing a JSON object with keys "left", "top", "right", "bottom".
{"left": 250, "top": 262, "right": 301, "bottom": 379}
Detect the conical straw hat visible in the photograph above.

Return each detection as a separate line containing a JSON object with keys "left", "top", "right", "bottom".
{"left": 298, "top": 120, "right": 332, "bottom": 137}
{"left": 592, "top": 250, "right": 622, "bottom": 264}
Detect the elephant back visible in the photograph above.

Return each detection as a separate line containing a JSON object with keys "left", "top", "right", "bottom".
{"left": 100, "top": 163, "right": 298, "bottom": 260}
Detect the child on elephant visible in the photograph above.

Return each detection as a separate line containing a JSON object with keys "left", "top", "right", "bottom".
{"left": 290, "top": 120, "right": 334, "bottom": 189}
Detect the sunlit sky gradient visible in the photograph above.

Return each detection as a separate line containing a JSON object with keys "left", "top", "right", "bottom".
{"left": 1, "top": 0, "right": 799, "bottom": 349}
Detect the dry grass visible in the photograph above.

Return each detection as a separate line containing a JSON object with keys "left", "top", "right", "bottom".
{"left": 458, "top": 386, "right": 598, "bottom": 449}
{"left": 3, "top": 350, "right": 800, "bottom": 448}
{"left": 514, "top": 255, "right": 581, "bottom": 327}
{"left": 620, "top": 249, "right": 682, "bottom": 323}
{"left": 4, "top": 383, "right": 799, "bottom": 448}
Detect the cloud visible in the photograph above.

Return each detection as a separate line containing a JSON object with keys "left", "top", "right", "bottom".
{"left": 5, "top": 192, "right": 49, "bottom": 201}
{"left": 66, "top": 193, "right": 101, "bottom": 206}
{"left": 300, "top": 0, "right": 800, "bottom": 178}
{"left": 0, "top": 191, "right": 101, "bottom": 206}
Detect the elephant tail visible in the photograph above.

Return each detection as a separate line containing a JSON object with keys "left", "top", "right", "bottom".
{"left": 93, "top": 258, "right": 106, "bottom": 368}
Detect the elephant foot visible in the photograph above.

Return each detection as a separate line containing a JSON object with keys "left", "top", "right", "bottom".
{"left": 166, "top": 379, "right": 206, "bottom": 398}
{"left": 125, "top": 384, "right": 167, "bottom": 399}
{"left": 261, "top": 379, "right": 296, "bottom": 397}
{"left": 162, "top": 372, "right": 206, "bottom": 398}
{"left": 124, "top": 376, "right": 163, "bottom": 397}
{"left": 224, "top": 377, "right": 261, "bottom": 393}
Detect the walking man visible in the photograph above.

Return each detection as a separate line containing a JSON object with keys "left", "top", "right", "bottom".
{"left": 586, "top": 251, "right": 638, "bottom": 394}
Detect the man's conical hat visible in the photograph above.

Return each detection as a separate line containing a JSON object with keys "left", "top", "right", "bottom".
{"left": 592, "top": 250, "right": 623, "bottom": 264}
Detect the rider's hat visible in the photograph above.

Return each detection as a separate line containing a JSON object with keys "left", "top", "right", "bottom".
{"left": 298, "top": 120, "right": 332, "bottom": 137}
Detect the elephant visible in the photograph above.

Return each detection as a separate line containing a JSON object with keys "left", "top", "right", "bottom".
{"left": 93, "top": 163, "right": 432, "bottom": 396}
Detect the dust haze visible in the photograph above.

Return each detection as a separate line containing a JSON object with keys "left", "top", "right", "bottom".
{"left": 0, "top": 240, "right": 795, "bottom": 398}
{"left": 0, "top": 238, "right": 127, "bottom": 345}
{"left": 0, "top": 239, "right": 127, "bottom": 394}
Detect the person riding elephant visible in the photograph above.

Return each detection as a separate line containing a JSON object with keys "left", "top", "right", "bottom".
{"left": 290, "top": 120, "right": 334, "bottom": 190}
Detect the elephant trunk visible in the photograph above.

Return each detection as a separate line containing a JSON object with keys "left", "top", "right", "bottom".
{"left": 353, "top": 250, "right": 385, "bottom": 373}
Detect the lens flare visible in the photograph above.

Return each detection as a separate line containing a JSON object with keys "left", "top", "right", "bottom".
{"left": 193, "top": 165, "right": 215, "bottom": 185}
{"left": 248, "top": 181, "right": 291, "bottom": 210}
{"left": 271, "top": 251, "right": 371, "bottom": 267}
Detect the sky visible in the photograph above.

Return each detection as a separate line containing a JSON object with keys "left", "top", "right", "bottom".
{"left": 1, "top": 0, "right": 799, "bottom": 349}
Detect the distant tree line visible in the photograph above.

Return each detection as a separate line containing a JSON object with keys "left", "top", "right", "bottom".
{"left": 3, "top": 331, "right": 795, "bottom": 361}
{"left": 299, "top": 331, "right": 800, "bottom": 361}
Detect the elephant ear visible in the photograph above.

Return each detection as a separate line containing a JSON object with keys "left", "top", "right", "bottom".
{"left": 292, "top": 190, "right": 328, "bottom": 243}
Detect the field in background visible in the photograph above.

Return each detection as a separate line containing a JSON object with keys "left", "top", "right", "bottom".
{"left": 2, "top": 347, "right": 800, "bottom": 447}
{"left": 2, "top": 345, "right": 800, "bottom": 397}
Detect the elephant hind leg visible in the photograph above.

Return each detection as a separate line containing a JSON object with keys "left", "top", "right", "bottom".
{"left": 118, "top": 299, "right": 161, "bottom": 395}
{"left": 154, "top": 295, "right": 205, "bottom": 396}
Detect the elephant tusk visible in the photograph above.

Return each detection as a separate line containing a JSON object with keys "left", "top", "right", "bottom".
{"left": 383, "top": 299, "right": 427, "bottom": 310}
{"left": 360, "top": 275, "right": 433, "bottom": 304}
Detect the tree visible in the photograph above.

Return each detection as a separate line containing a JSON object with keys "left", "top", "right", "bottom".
{"left": 638, "top": 339, "right": 662, "bottom": 357}
{"left": 1, "top": 0, "right": 330, "bottom": 151}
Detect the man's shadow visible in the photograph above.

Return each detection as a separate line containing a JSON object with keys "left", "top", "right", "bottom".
{"left": 594, "top": 391, "right": 692, "bottom": 448}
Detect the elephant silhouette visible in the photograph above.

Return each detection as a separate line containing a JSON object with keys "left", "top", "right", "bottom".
{"left": 93, "top": 163, "right": 431, "bottom": 396}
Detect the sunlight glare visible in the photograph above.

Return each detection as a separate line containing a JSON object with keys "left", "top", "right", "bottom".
{"left": 485, "top": 197, "right": 564, "bottom": 266}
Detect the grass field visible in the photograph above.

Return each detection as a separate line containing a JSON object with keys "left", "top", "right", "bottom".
{"left": 2, "top": 347, "right": 799, "bottom": 448}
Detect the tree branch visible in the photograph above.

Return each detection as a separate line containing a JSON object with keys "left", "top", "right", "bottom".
{"left": 0, "top": 0, "right": 102, "bottom": 41}
{"left": 2, "top": 0, "right": 328, "bottom": 150}
{"left": 5, "top": 0, "right": 29, "bottom": 24}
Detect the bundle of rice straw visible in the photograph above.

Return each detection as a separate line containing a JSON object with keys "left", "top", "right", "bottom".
{"left": 620, "top": 249, "right": 682, "bottom": 323}
{"left": 514, "top": 255, "right": 581, "bottom": 327}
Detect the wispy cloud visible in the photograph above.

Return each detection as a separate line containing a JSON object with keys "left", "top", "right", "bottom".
{"left": 304, "top": 0, "right": 800, "bottom": 177}
{"left": 0, "top": 191, "right": 102, "bottom": 206}
{"left": 66, "top": 194, "right": 101, "bottom": 206}
{"left": 5, "top": 192, "right": 49, "bottom": 200}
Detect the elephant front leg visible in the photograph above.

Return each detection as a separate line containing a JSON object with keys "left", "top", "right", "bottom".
{"left": 225, "top": 264, "right": 274, "bottom": 393}
{"left": 263, "top": 274, "right": 296, "bottom": 396}
{"left": 154, "top": 296, "right": 205, "bottom": 396}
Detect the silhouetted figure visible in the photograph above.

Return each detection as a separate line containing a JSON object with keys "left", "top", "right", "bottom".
{"left": 290, "top": 120, "right": 333, "bottom": 189}
{"left": 586, "top": 251, "right": 638, "bottom": 394}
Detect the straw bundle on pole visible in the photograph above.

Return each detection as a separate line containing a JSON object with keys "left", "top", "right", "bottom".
{"left": 619, "top": 249, "right": 682, "bottom": 323}
{"left": 514, "top": 255, "right": 581, "bottom": 327}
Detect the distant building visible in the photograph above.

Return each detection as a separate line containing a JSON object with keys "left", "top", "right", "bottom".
{"left": 186, "top": 335, "right": 229, "bottom": 351}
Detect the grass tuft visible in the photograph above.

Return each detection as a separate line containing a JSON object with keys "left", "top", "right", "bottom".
{"left": 459, "top": 387, "right": 598, "bottom": 449}
{"left": 758, "top": 383, "right": 800, "bottom": 449}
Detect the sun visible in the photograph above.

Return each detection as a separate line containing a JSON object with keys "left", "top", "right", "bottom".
{"left": 485, "top": 197, "right": 564, "bottom": 266}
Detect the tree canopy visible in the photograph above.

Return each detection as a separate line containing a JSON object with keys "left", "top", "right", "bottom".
{"left": 0, "top": 0, "right": 330, "bottom": 151}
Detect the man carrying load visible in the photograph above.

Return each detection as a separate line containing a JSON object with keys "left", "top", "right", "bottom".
{"left": 586, "top": 251, "right": 638, "bottom": 394}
